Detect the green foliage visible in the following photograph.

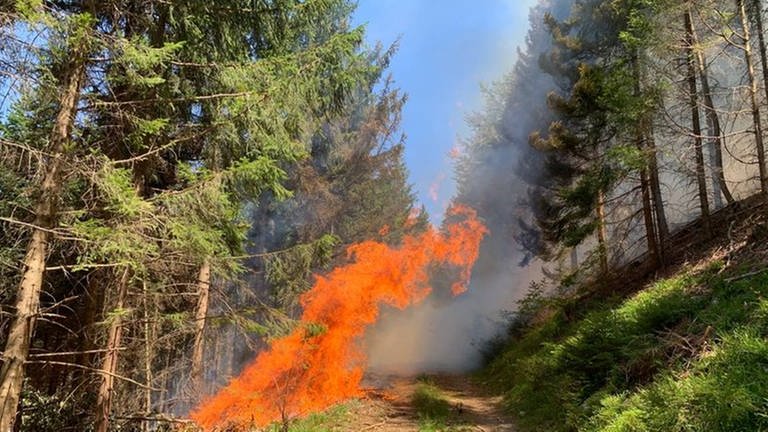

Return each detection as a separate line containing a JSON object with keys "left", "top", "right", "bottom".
{"left": 97, "top": 165, "right": 151, "bottom": 218}
{"left": 0, "top": 0, "right": 420, "bottom": 429}
{"left": 226, "top": 157, "right": 294, "bottom": 201}
{"left": 303, "top": 322, "right": 328, "bottom": 338}
{"left": 484, "top": 262, "right": 768, "bottom": 432}
{"left": 413, "top": 379, "right": 453, "bottom": 421}
{"left": 112, "top": 38, "right": 183, "bottom": 88}
{"left": 162, "top": 311, "right": 189, "bottom": 329}
{"left": 102, "top": 307, "right": 133, "bottom": 325}
{"left": 411, "top": 379, "right": 474, "bottom": 432}
{"left": 266, "top": 234, "right": 340, "bottom": 311}
{"left": 586, "top": 329, "right": 768, "bottom": 432}
{"left": 19, "top": 383, "right": 91, "bottom": 432}
{"left": 13, "top": 0, "right": 43, "bottom": 19}
{"left": 265, "top": 401, "right": 358, "bottom": 432}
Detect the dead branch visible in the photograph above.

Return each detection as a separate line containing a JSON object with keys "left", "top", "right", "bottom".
{"left": 23, "top": 360, "right": 162, "bottom": 391}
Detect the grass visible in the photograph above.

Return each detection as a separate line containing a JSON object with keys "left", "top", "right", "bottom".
{"left": 265, "top": 401, "right": 358, "bottom": 432}
{"left": 483, "top": 259, "right": 768, "bottom": 432}
{"left": 412, "top": 378, "right": 472, "bottom": 432}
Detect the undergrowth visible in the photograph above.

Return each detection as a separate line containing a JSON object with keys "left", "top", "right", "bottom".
{"left": 483, "top": 259, "right": 768, "bottom": 432}
{"left": 265, "top": 401, "right": 357, "bottom": 432}
{"left": 412, "top": 378, "right": 470, "bottom": 432}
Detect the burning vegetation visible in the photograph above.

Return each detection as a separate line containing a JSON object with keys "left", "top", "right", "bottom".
{"left": 191, "top": 205, "right": 486, "bottom": 430}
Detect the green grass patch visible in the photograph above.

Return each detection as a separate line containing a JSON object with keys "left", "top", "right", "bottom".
{"left": 412, "top": 378, "right": 472, "bottom": 432}
{"left": 413, "top": 378, "right": 453, "bottom": 425}
{"left": 484, "top": 261, "right": 768, "bottom": 432}
{"left": 265, "top": 401, "right": 358, "bottom": 432}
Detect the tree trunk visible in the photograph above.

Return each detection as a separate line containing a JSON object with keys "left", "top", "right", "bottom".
{"left": 690, "top": 6, "right": 734, "bottom": 206}
{"left": 647, "top": 134, "right": 668, "bottom": 261}
{"left": 94, "top": 269, "right": 130, "bottom": 432}
{"left": 640, "top": 167, "right": 660, "bottom": 265}
{"left": 738, "top": 0, "right": 768, "bottom": 193}
{"left": 142, "top": 281, "right": 153, "bottom": 432}
{"left": 685, "top": 9, "right": 711, "bottom": 236}
{"left": 752, "top": 0, "right": 768, "bottom": 108}
{"left": 631, "top": 49, "right": 667, "bottom": 265}
{"left": 0, "top": 45, "right": 86, "bottom": 432}
{"left": 596, "top": 189, "right": 609, "bottom": 274}
{"left": 570, "top": 247, "right": 578, "bottom": 270}
{"left": 77, "top": 272, "right": 107, "bottom": 382}
{"left": 190, "top": 260, "right": 211, "bottom": 396}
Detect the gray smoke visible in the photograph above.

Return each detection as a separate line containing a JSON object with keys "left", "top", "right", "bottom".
{"left": 365, "top": 261, "right": 541, "bottom": 373}
{"left": 362, "top": 0, "right": 573, "bottom": 375}
{"left": 363, "top": 0, "right": 767, "bottom": 376}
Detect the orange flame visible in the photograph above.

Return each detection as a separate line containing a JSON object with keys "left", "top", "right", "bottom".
{"left": 190, "top": 204, "right": 487, "bottom": 430}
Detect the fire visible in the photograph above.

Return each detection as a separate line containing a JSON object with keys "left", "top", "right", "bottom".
{"left": 190, "top": 204, "right": 487, "bottom": 430}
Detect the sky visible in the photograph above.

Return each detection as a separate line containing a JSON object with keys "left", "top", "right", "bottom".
{"left": 352, "top": 0, "right": 539, "bottom": 220}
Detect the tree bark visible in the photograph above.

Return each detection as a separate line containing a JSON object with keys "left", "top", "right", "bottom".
{"left": 596, "top": 189, "right": 609, "bottom": 274}
{"left": 142, "top": 281, "right": 153, "bottom": 432}
{"left": 190, "top": 260, "right": 211, "bottom": 396}
{"left": 689, "top": 5, "right": 734, "bottom": 207}
{"left": 647, "top": 134, "right": 668, "bottom": 260}
{"left": 631, "top": 49, "right": 667, "bottom": 265}
{"left": 77, "top": 272, "right": 107, "bottom": 381}
{"left": 94, "top": 269, "right": 130, "bottom": 432}
{"left": 570, "top": 247, "right": 578, "bottom": 270}
{"left": 639, "top": 167, "right": 660, "bottom": 265}
{"left": 751, "top": 0, "right": 768, "bottom": 110}
{"left": 0, "top": 44, "right": 86, "bottom": 432}
{"left": 685, "top": 9, "right": 711, "bottom": 236}
{"left": 737, "top": 0, "right": 768, "bottom": 193}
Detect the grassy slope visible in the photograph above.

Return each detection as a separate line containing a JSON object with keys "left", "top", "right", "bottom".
{"left": 482, "top": 226, "right": 768, "bottom": 431}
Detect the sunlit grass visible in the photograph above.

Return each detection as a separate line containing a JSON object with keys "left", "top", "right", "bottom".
{"left": 264, "top": 401, "right": 358, "bottom": 432}
{"left": 412, "top": 378, "right": 474, "bottom": 432}
{"left": 484, "top": 260, "right": 768, "bottom": 432}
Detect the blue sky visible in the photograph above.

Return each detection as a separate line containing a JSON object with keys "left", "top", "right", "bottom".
{"left": 352, "top": 0, "right": 539, "bottom": 220}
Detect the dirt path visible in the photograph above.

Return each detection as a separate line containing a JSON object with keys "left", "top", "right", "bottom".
{"left": 342, "top": 374, "right": 516, "bottom": 431}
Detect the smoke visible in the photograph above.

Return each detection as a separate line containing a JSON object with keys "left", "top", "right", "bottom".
{"left": 367, "top": 0, "right": 768, "bottom": 378}
{"left": 362, "top": 0, "right": 572, "bottom": 375}
{"left": 191, "top": 205, "right": 486, "bottom": 430}
{"left": 365, "top": 260, "right": 541, "bottom": 374}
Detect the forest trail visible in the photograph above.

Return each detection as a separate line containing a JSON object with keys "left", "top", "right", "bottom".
{"left": 341, "top": 374, "right": 516, "bottom": 431}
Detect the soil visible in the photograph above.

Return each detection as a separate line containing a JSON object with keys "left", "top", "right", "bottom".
{"left": 341, "top": 374, "right": 516, "bottom": 432}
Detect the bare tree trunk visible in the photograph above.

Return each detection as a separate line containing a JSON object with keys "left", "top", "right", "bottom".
{"left": 0, "top": 46, "right": 86, "bottom": 432}
{"left": 158, "top": 354, "right": 172, "bottom": 415}
{"left": 630, "top": 51, "right": 662, "bottom": 265}
{"left": 190, "top": 260, "right": 211, "bottom": 396}
{"left": 142, "top": 281, "right": 153, "bottom": 432}
{"left": 596, "top": 189, "right": 609, "bottom": 274}
{"left": 647, "top": 134, "right": 668, "bottom": 260}
{"left": 752, "top": 0, "right": 768, "bottom": 105}
{"left": 640, "top": 167, "right": 660, "bottom": 265}
{"left": 738, "top": 0, "right": 768, "bottom": 193}
{"left": 94, "top": 269, "right": 130, "bottom": 432}
{"left": 77, "top": 272, "right": 107, "bottom": 381}
{"left": 570, "top": 247, "right": 578, "bottom": 270}
{"left": 685, "top": 9, "right": 712, "bottom": 236}
{"left": 690, "top": 6, "right": 734, "bottom": 206}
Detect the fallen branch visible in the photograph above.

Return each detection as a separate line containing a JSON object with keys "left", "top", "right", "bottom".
{"left": 360, "top": 420, "right": 387, "bottom": 431}
{"left": 113, "top": 414, "right": 194, "bottom": 424}
{"left": 724, "top": 267, "right": 768, "bottom": 283}
{"left": 28, "top": 348, "right": 127, "bottom": 358}
{"left": 24, "top": 360, "right": 161, "bottom": 391}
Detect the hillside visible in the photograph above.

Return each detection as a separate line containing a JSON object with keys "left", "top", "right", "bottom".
{"left": 481, "top": 194, "right": 768, "bottom": 431}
